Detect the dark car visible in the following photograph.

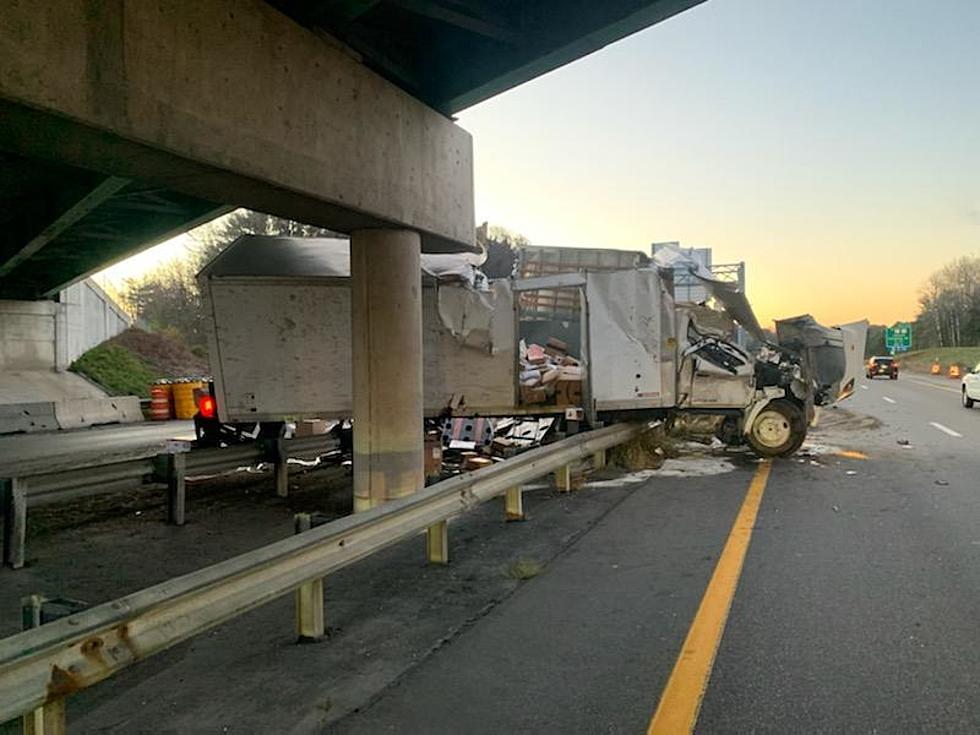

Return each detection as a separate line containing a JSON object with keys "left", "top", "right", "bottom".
{"left": 866, "top": 356, "right": 898, "bottom": 380}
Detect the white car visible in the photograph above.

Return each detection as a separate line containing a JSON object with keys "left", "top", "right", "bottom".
{"left": 962, "top": 363, "right": 980, "bottom": 408}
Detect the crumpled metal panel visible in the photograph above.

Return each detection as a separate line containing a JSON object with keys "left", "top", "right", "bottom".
{"left": 775, "top": 314, "right": 846, "bottom": 404}
{"left": 652, "top": 245, "right": 764, "bottom": 341}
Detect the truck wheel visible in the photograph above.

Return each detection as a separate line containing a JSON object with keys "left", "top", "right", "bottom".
{"left": 747, "top": 399, "right": 807, "bottom": 458}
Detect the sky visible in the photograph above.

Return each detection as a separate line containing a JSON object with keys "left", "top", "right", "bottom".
{"left": 100, "top": 0, "right": 980, "bottom": 327}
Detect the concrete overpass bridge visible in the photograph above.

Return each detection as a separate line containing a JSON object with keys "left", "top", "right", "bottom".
{"left": 0, "top": 0, "right": 705, "bottom": 505}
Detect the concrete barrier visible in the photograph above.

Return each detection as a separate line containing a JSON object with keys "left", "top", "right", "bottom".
{"left": 52, "top": 396, "right": 142, "bottom": 430}
{"left": 0, "top": 396, "right": 142, "bottom": 434}
{"left": 0, "top": 402, "right": 58, "bottom": 434}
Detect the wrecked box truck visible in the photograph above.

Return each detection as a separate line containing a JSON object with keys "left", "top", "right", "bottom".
{"left": 195, "top": 237, "right": 866, "bottom": 457}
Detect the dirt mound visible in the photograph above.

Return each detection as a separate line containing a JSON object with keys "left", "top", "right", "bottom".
{"left": 108, "top": 328, "right": 209, "bottom": 379}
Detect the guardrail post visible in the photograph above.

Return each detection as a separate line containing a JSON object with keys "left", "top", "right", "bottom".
{"left": 23, "top": 695, "right": 66, "bottom": 735}
{"left": 155, "top": 453, "right": 187, "bottom": 526}
{"left": 293, "top": 514, "right": 325, "bottom": 642}
{"left": 22, "top": 594, "right": 67, "bottom": 734}
{"left": 554, "top": 464, "right": 572, "bottom": 493}
{"left": 272, "top": 438, "right": 289, "bottom": 498}
{"left": 504, "top": 486, "right": 525, "bottom": 521}
{"left": 426, "top": 520, "right": 449, "bottom": 564}
{"left": 2, "top": 477, "right": 27, "bottom": 569}
{"left": 592, "top": 449, "right": 607, "bottom": 469}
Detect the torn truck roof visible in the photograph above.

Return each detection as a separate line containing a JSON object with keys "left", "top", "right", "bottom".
{"left": 652, "top": 244, "right": 765, "bottom": 341}
{"left": 197, "top": 235, "right": 482, "bottom": 284}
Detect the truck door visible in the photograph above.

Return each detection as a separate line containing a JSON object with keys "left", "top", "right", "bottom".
{"left": 585, "top": 269, "right": 665, "bottom": 412}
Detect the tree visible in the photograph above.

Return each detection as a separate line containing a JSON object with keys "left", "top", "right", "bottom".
{"left": 865, "top": 325, "right": 887, "bottom": 357}
{"left": 912, "top": 255, "right": 980, "bottom": 349}
{"left": 477, "top": 222, "right": 530, "bottom": 279}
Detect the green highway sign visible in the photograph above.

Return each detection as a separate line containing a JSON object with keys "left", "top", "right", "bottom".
{"left": 885, "top": 322, "right": 912, "bottom": 353}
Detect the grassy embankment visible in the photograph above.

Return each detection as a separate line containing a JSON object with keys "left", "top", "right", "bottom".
{"left": 70, "top": 327, "right": 209, "bottom": 397}
{"left": 897, "top": 347, "right": 980, "bottom": 374}
{"left": 71, "top": 343, "right": 159, "bottom": 397}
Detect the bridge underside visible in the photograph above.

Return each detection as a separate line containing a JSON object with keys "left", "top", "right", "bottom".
{"left": 270, "top": 0, "right": 707, "bottom": 114}
{"left": 0, "top": 152, "right": 225, "bottom": 299}
{"left": 0, "top": 0, "right": 704, "bottom": 301}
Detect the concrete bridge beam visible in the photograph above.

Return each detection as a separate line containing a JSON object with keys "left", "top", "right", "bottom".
{"left": 0, "top": 0, "right": 474, "bottom": 252}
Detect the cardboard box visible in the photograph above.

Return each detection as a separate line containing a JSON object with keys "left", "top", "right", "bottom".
{"left": 295, "top": 419, "right": 330, "bottom": 437}
{"left": 555, "top": 379, "right": 582, "bottom": 407}
{"left": 521, "top": 385, "right": 549, "bottom": 405}
{"left": 424, "top": 435, "right": 443, "bottom": 479}
{"left": 526, "top": 343, "right": 548, "bottom": 364}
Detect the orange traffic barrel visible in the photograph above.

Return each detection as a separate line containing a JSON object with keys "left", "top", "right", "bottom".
{"left": 949, "top": 364, "right": 962, "bottom": 379}
{"left": 149, "top": 382, "right": 173, "bottom": 421}
{"left": 930, "top": 362, "right": 941, "bottom": 375}
{"left": 172, "top": 379, "right": 205, "bottom": 419}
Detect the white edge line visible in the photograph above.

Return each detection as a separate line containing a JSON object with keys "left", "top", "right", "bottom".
{"left": 882, "top": 396, "right": 896, "bottom": 404}
{"left": 929, "top": 421, "right": 963, "bottom": 438}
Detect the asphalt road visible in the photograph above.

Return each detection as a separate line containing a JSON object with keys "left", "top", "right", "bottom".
{"left": 333, "top": 373, "right": 980, "bottom": 734}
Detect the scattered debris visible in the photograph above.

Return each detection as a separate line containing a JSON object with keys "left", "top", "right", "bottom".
{"left": 935, "top": 479, "right": 950, "bottom": 486}
{"left": 587, "top": 457, "right": 736, "bottom": 486}
{"left": 442, "top": 417, "right": 494, "bottom": 448}
{"left": 436, "top": 416, "right": 558, "bottom": 478}
{"left": 652, "top": 458, "right": 736, "bottom": 478}
{"left": 492, "top": 417, "right": 556, "bottom": 448}
{"left": 832, "top": 505, "right": 840, "bottom": 512}
{"left": 505, "top": 557, "right": 543, "bottom": 580}
{"left": 669, "top": 414, "right": 725, "bottom": 443}
{"left": 463, "top": 456, "right": 494, "bottom": 471}
{"left": 836, "top": 449, "right": 869, "bottom": 460}
{"left": 897, "top": 439, "right": 911, "bottom": 446}
{"left": 845, "top": 470, "right": 858, "bottom": 476}
{"left": 799, "top": 441, "right": 846, "bottom": 457}
{"left": 608, "top": 425, "right": 669, "bottom": 470}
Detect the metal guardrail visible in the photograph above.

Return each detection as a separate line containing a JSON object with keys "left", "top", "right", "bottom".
{"left": 25, "top": 459, "right": 156, "bottom": 507}
{"left": 1, "top": 434, "right": 339, "bottom": 569}
{"left": 0, "top": 421, "right": 650, "bottom": 726}
{"left": 183, "top": 435, "right": 336, "bottom": 476}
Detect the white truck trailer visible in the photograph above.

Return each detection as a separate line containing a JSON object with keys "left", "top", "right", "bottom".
{"left": 196, "top": 236, "right": 866, "bottom": 457}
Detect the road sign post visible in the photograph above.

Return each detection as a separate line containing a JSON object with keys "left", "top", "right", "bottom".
{"left": 885, "top": 323, "right": 912, "bottom": 354}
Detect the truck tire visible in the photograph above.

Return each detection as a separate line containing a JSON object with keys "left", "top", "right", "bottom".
{"left": 747, "top": 399, "right": 807, "bottom": 458}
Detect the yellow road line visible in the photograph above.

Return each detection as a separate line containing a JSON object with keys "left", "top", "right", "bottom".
{"left": 648, "top": 461, "right": 772, "bottom": 735}
{"left": 836, "top": 450, "right": 868, "bottom": 460}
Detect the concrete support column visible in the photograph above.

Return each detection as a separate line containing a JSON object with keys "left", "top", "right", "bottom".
{"left": 351, "top": 229, "right": 424, "bottom": 512}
